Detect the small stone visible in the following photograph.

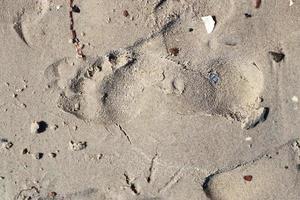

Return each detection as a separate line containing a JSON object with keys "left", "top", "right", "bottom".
{"left": 20, "top": 103, "right": 27, "bottom": 108}
{"left": 0, "top": 176, "right": 4, "bottom": 180}
{"left": 33, "top": 152, "right": 43, "bottom": 160}
{"left": 56, "top": 5, "right": 62, "bottom": 10}
{"left": 245, "top": 137, "right": 252, "bottom": 141}
{"left": 252, "top": 0, "right": 261, "bottom": 8}
{"left": 209, "top": 72, "right": 220, "bottom": 85}
{"left": 244, "top": 13, "right": 252, "bottom": 18}
{"left": 31, "top": 121, "right": 40, "bottom": 133}
{"left": 69, "top": 140, "right": 87, "bottom": 151}
{"left": 49, "top": 152, "right": 57, "bottom": 158}
{"left": 201, "top": 15, "right": 216, "bottom": 33}
{"left": 123, "top": 10, "right": 129, "bottom": 17}
{"left": 31, "top": 121, "right": 48, "bottom": 134}
{"left": 16, "top": 88, "right": 24, "bottom": 92}
{"left": 74, "top": 103, "right": 80, "bottom": 111}
{"left": 292, "top": 96, "right": 298, "bottom": 103}
{"left": 243, "top": 175, "right": 253, "bottom": 182}
{"left": 81, "top": 32, "right": 85, "bottom": 37}
{"left": 72, "top": 5, "right": 80, "bottom": 13}
{"left": 48, "top": 191, "right": 57, "bottom": 198}
{"left": 169, "top": 48, "right": 179, "bottom": 56}
{"left": 73, "top": 126, "right": 78, "bottom": 131}
{"left": 269, "top": 51, "right": 285, "bottom": 63}
{"left": 1, "top": 140, "right": 13, "bottom": 150}
{"left": 50, "top": 124, "right": 59, "bottom": 131}
{"left": 12, "top": 93, "right": 17, "bottom": 98}
{"left": 106, "top": 17, "right": 111, "bottom": 23}
{"left": 22, "top": 148, "right": 29, "bottom": 155}
{"left": 97, "top": 154, "right": 103, "bottom": 160}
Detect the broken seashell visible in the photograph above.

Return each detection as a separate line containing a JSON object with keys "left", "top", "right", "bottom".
{"left": 201, "top": 16, "right": 215, "bottom": 34}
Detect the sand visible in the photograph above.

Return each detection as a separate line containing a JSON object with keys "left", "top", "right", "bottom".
{"left": 0, "top": 0, "right": 300, "bottom": 199}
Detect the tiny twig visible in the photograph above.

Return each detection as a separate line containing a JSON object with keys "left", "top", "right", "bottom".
{"left": 68, "top": 0, "right": 85, "bottom": 59}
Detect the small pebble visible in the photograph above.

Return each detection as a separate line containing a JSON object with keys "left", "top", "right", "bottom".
{"left": 48, "top": 191, "right": 57, "bottom": 198}
{"left": 123, "top": 10, "right": 129, "bottom": 17}
{"left": 245, "top": 137, "right": 252, "bottom": 141}
{"left": 269, "top": 51, "right": 285, "bottom": 63}
{"left": 56, "top": 5, "right": 62, "bottom": 10}
{"left": 72, "top": 5, "right": 80, "bottom": 13}
{"left": 16, "top": 88, "right": 24, "bottom": 93}
{"left": 74, "top": 103, "right": 80, "bottom": 111}
{"left": 73, "top": 126, "right": 78, "bottom": 131}
{"left": 1, "top": 140, "right": 13, "bottom": 150}
{"left": 49, "top": 152, "right": 57, "bottom": 158}
{"left": 97, "top": 154, "right": 103, "bottom": 160}
{"left": 209, "top": 72, "right": 220, "bottom": 85}
{"left": 20, "top": 103, "right": 27, "bottom": 108}
{"left": 253, "top": 0, "right": 261, "bottom": 8}
{"left": 0, "top": 176, "right": 4, "bottom": 180}
{"left": 81, "top": 32, "right": 85, "bottom": 37}
{"left": 31, "top": 121, "right": 48, "bottom": 134}
{"left": 169, "top": 48, "right": 179, "bottom": 56}
{"left": 33, "top": 152, "right": 44, "bottom": 160}
{"left": 22, "top": 148, "right": 29, "bottom": 155}
{"left": 244, "top": 13, "right": 252, "bottom": 18}
{"left": 31, "top": 121, "right": 40, "bottom": 133}
{"left": 69, "top": 141, "right": 87, "bottom": 151}
{"left": 50, "top": 124, "right": 59, "bottom": 131}
{"left": 292, "top": 96, "right": 298, "bottom": 103}
{"left": 243, "top": 175, "right": 253, "bottom": 182}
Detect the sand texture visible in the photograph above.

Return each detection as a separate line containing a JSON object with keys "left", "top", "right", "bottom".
{"left": 0, "top": 0, "right": 300, "bottom": 199}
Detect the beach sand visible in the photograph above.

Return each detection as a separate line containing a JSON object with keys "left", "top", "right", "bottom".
{"left": 0, "top": 0, "right": 300, "bottom": 199}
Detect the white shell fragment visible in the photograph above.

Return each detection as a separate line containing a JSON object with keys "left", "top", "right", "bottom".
{"left": 30, "top": 121, "right": 40, "bottom": 134}
{"left": 292, "top": 96, "right": 298, "bottom": 103}
{"left": 290, "top": 0, "right": 294, "bottom": 6}
{"left": 201, "top": 16, "right": 215, "bottom": 34}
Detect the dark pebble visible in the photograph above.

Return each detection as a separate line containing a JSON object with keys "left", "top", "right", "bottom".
{"left": 243, "top": 175, "right": 253, "bottom": 182}
{"left": 169, "top": 48, "right": 179, "bottom": 56}
{"left": 269, "top": 51, "right": 285, "bottom": 63}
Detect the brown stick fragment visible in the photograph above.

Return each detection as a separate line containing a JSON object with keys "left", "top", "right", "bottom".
{"left": 68, "top": 0, "right": 85, "bottom": 59}
{"left": 252, "top": 0, "right": 261, "bottom": 8}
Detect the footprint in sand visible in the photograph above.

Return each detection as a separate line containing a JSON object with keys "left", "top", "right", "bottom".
{"left": 45, "top": 40, "right": 267, "bottom": 129}
{"left": 0, "top": 0, "right": 51, "bottom": 46}
{"left": 45, "top": 49, "right": 146, "bottom": 125}
{"left": 202, "top": 140, "right": 300, "bottom": 200}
